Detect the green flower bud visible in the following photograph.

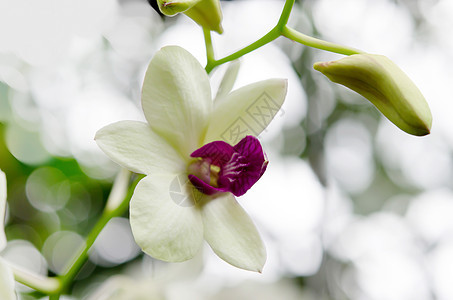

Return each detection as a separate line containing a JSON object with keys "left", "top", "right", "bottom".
{"left": 157, "top": 0, "right": 223, "bottom": 34}
{"left": 157, "top": 0, "right": 201, "bottom": 16}
{"left": 314, "top": 54, "right": 432, "bottom": 136}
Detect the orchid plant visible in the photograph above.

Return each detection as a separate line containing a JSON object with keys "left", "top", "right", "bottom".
{"left": 1, "top": 0, "right": 432, "bottom": 299}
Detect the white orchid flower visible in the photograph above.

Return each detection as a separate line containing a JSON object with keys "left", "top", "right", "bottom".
{"left": 0, "top": 170, "right": 16, "bottom": 300}
{"left": 95, "top": 46, "right": 287, "bottom": 272}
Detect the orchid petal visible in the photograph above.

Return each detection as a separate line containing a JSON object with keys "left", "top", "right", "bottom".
{"left": 190, "top": 140, "right": 234, "bottom": 165}
{"left": 0, "top": 258, "right": 15, "bottom": 300}
{"left": 130, "top": 175, "right": 204, "bottom": 262}
{"left": 188, "top": 174, "right": 227, "bottom": 195}
{"left": 220, "top": 135, "right": 268, "bottom": 196}
{"left": 0, "top": 170, "right": 7, "bottom": 251}
{"left": 215, "top": 60, "right": 240, "bottom": 102}
{"left": 142, "top": 46, "right": 212, "bottom": 155}
{"left": 95, "top": 121, "right": 185, "bottom": 175}
{"left": 205, "top": 79, "right": 287, "bottom": 145}
{"left": 202, "top": 193, "right": 266, "bottom": 272}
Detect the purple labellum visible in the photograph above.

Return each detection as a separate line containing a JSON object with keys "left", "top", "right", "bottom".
{"left": 188, "top": 136, "right": 268, "bottom": 197}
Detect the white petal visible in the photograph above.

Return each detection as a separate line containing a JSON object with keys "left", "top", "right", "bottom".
{"left": 130, "top": 175, "right": 204, "bottom": 262}
{"left": 95, "top": 121, "right": 185, "bottom": 175}
{"left": 0, "top": 170, "right": 7, "bottom": 251}
{"left": 204, "top": 79, "right": 288, "bottom": 145}
{"left": 215, "top": 60, "right": 240, "bottom": 102}
{"left": 202, "top": 193, "right": 266, "bottom": 272}
{"left": 0, "top": 258, "right": 16, "bottom": 300}
{"left": 142, "top": 46, "right": 212, "bottom": 155}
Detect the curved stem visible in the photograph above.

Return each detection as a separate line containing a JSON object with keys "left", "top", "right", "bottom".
{"left": 205, "top": 27, "right": 281, "bottom": 73}
{"left": 12, "top": 170, "right": 139, "bottom": 298}
{"left": 8, "top": 168, "right": 136, "bottom": 300}
{"left": 204, "top": 0, "right": 365, "bottom": 73}
{"left": 59, "top": 212, "right": 112, "bottom": 291}
{"left": 281, "top": 26, "right": 364, "bottom": 56}
{"left": 12, "top": 169, "right": 140, "bottom": 299}
{"left": 11, "top": 264, "right": 61, "bottom": 294}
{"left": 275, "top": 0, "right": 295, "bottom": 30}
{"left": 205, "top": 0, "right": 294, "bottom": 73}
{"left": 59, "top": 171, "right": 138, "bottom": 293}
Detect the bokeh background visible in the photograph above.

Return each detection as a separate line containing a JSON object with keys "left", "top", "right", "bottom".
{"left": 1, "top": 0, "right": 453, "bottom": 299}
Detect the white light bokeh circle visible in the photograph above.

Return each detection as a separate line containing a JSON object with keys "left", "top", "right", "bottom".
{"left": 42, "top": 231, "right": 85, "bottom": 274}
{"left": 351, "top": 251, "right": 430, "bottom": 300}
{"left": 0, "top": 0, "right": 118, "bottom": 66}
{"left": 5, "top": 122, "right": 51, "bottom": 166}
{"left": 243, "top": 154, "right": 325, "bottom": 276}
{"left": 325, "top": 118, "right": 375, "bottom": 194}
{"left": 313, "top": 0, "right": 414, "bottom": 56}
{"left": 90, "top": 217, "right": 141, "bottom": 267}
{"left": 328, "top": 212, "right": 416, "bottom": 262}
{"left": 406, "top": 189, "right": 453, "bottom": 245}
{"left": 428, "top": 239, "right": 453, "bottom": 300}
{"left": 1, "top": 240, "right": 48, "bottom": 292}
{"left": 376, "top": 121, "right": 452, "bottom": 190}
{"left": 330, "top": 213, "right": 430, "bottom": 300}
{"left": 25, "top": 167, "right": 70, "bottom": 213}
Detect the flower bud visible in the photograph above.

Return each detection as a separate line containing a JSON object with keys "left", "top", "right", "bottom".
{"left": 157, "top": 0, "right": 223, "bottom": 34}
{"left": 157, "top": 0, "right": 200, "bottom": 16}
{"left": 314, "top": 54, "right": 432, "bottom": 136}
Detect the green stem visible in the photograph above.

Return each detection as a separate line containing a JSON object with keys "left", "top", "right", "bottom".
{"left": 204, "top": 0, "right": 364, "bottom": 73}
{"left": 59, "top": 212, "right": 112, "bottom": 291}
{"left": 105, "top": 168, "right": 132, "bottom": 214}
{"left": 275, "top": 0, "right": 295, "bottom": 30}
{"left": 205, "top": 28, "right": 281, "bottom": 73}
{"left": 11, "top": 169, "right": 138, "bottom": 297}
{"left": 11, "top": 168, "right": 140, "bottom": 299}
{"left": 281, "top": 26, "right": 364, "bottom": 56}
{"left": 204, "top": 0, "right": 295, "bottom": 73}
{"left": 203, "top": 27, "right": 215, "bottom": 66}
{"left": 11, "top": 264, "right": 61, "bottom": 294}
{"left": 59, "top": 171, "right": 138, "bottom": 293}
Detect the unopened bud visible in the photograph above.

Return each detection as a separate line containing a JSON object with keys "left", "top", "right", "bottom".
{"left": 314, "top": 54, "right": 432, "bottom": 136}
{"left": 157, "top": 0, "right": 200, "bottom": 15}
{"left": 157, "top": 0, "right": 223, "bottom": 34}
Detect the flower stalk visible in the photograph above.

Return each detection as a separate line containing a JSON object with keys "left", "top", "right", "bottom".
{"left": 59, "top": 171, "right": 137, "bottom": 293}
{"left": 204, "top": 0, "right": 364, "bottom": 73}
{"left": 9, "top": 170, "right": 139, "bottom": 298}
{"left": 11, "top": 264, "right": 61, "bottom": 295}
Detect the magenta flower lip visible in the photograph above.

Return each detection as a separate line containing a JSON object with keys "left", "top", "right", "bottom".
{"left": 188, "top": 135, "right": 268, "bottom": 197}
